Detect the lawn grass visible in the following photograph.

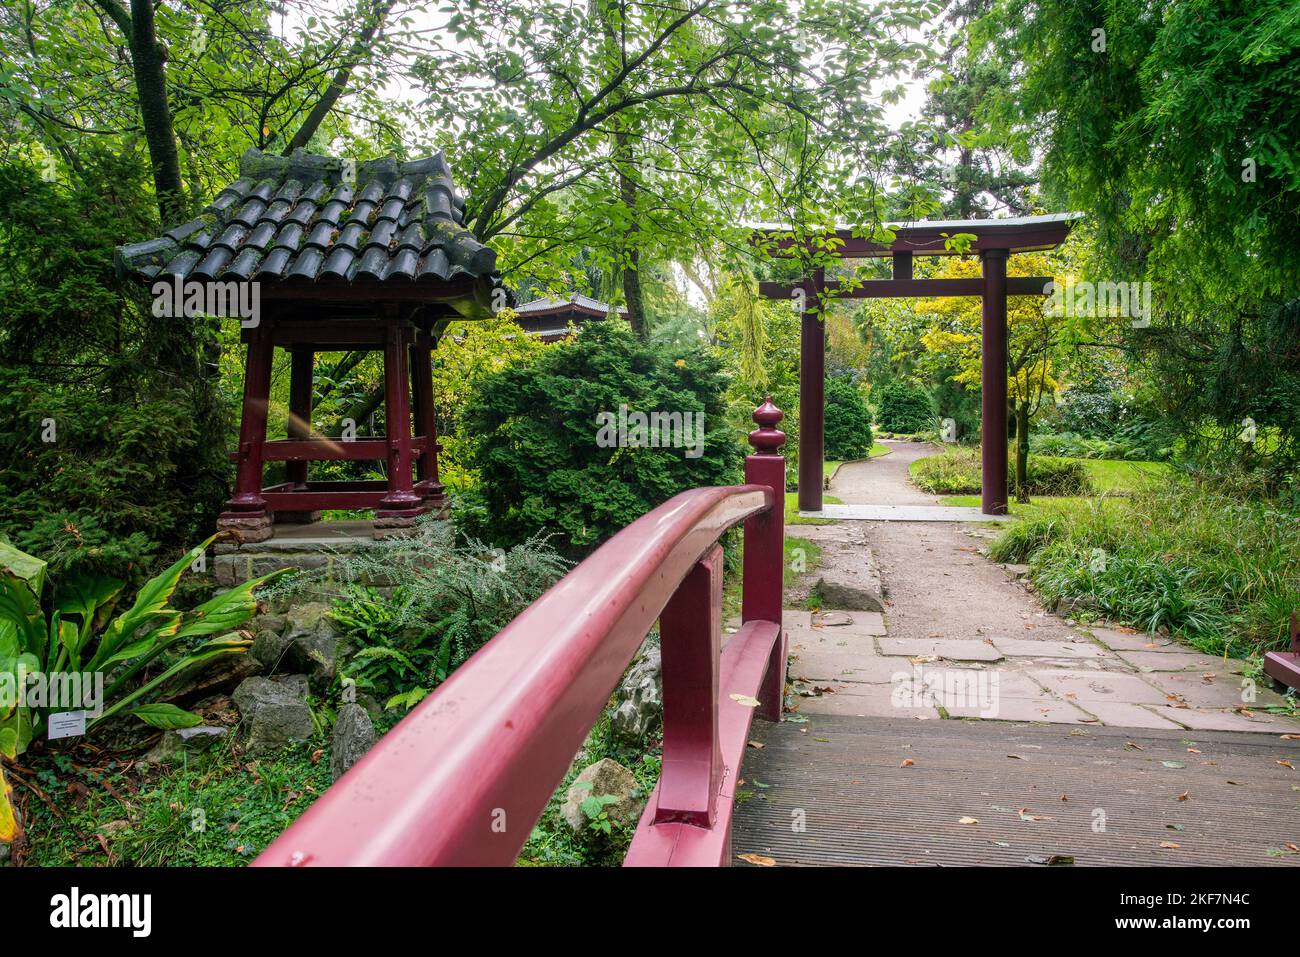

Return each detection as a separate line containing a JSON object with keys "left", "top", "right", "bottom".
{"left": 869, "top": 442, "right": 891, "bottom": 458}
{"left": 785, "top": 491, "right": 842, "bottom": 525}
{"left": 784, "top": 535, "right": 823, "bottom": 589}
{"left": 929, "top": 456, "right": 1170, "bottom": 503}
{"left": 1080, "top": 458, "right": 1171, "bottom": 493}
{"left": 24, "top": 732, "right": 333, "bottom": 866}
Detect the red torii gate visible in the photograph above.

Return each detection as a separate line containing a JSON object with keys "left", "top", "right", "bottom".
{"left": 753, "top": 213, "right": 1082, "bottom": 515}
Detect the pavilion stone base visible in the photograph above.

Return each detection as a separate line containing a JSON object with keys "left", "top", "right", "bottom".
{"left": 213, "top": 518, "right": 434, "bottom": 588}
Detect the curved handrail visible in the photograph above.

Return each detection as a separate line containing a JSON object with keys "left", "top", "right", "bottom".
{"left": 253, "top": 483, "right": 774, "bottom": 867}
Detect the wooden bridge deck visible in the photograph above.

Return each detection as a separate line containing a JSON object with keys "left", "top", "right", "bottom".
{"left": 732, "top": 715, "right": 1300, "bottom": 867}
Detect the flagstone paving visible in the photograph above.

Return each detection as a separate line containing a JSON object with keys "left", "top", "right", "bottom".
{"left": 781, "top": 440, "right": 1299, "bottom": 735}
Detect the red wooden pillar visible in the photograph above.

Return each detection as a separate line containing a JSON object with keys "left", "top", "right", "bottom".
{"left": 745, "top": 398, "right": 787, "bottom": 722}
{"left": 797, "top": 269, "right": 824, "bottom": 512}
{"left": 286, "top": 347, "right": 313, "bottom": 488}
{"left": 222, "top": 324, "right": 274, "bottom": 534}
{"left": 980, "top": 248, "right": 1009, "bottom": 515}
{"left": 278, "top": 345, "right": 320, "bottom": 524}
{"left": 377, "top": 320, "right": 423, "bottom": 521}
{"left": 410, "top": 330, "right": 447, "bottom": 510}
{"left": 655, "top": 544, "right": 724, "bottom": 827}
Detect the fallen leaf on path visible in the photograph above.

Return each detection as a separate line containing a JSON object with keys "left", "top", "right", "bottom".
{"left": 737, "top": 853, "right": 776, "bottom": 867}
{"left": 1278, "top": 760, "right": 1295, "bottom": 770}
{"left": 958, "top": 816, "right": 979, "bottom": 825}
{"left": 1006, "top": 754, "right": 1024, "bottom": 760}
{"left": 1177, "top": 791, "right": 1189, "bottom": 801}
{"left": 747, "top": 740, "right": 764, "bottom": 749}
{"left": 1161, "top": 761, "right": 1185, "bottom": 769}
{"left": 1018, "top": 808, "right": 1051, "bottom": 822}
{"left": 1025, "top": 854, "right": 1074, "bottom": 866}
{"left": 1124, "top": 741, "right": 1145, "bottom": 751}
{"left": 1281, "top": 734, "right": 1299, "bottom": 740}
{"left": 900, "top": 759, "right": 914, "bottom": 767}
{"left": 1159, "top": 841, "right": 1181, "bottom": 850}
{"left": 729, "top": 694, "right": 760, "bottom": 707}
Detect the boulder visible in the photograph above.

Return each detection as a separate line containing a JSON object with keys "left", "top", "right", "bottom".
{"left": 142, "top": 725, "right": 229, "bottom": 764}
{"left": 561, "top": 758, "right": 643, "bottom": 834}
{"left": 330, "top": 703, "right": 377, "bottom": 780}
{"left": 1054, "top": 594, "right": 1099, "bottom": 616}
{"left": 232, "top": 676, "right": 314, "bottom": 756}
{"left": 610, "top": 647, "right": 661, "bottom": 743}
{"left": 250, "top": 614, "right": 294, "bottom": 671}
{"left": 813, "top": 546, "right": 885, "bottom": 612}
{"left": 282, "top": 602, "right": 346, "bottom": 685}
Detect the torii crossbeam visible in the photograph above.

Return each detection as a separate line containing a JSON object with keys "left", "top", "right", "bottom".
{"left": 752, "top": 213, "right": 1083, "bottom": 516}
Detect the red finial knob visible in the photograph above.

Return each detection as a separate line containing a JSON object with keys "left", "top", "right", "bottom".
{"left": 748, "top": 397, "right": 786, "bottom": 454}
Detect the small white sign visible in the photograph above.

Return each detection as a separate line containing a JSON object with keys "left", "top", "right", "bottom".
{"left": 48, "top": 711, "right": 86, "bottom": 740}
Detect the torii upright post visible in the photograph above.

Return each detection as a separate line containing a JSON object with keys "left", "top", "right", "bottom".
{"left": 797, "top": 270, "right": 825, "bottom": 513}
{"left": 980, "top": 248, "right": 1010, "bottom": 515}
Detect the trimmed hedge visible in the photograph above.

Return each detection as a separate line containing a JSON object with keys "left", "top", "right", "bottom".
{"left": 824, "top": 377, "right": 874, "bottom": 460}
{"left": 909, "top": 448, "right": 1093, "bottom": 496}
{"left": 875, "top": 381, "right": 936, "bottom": 434}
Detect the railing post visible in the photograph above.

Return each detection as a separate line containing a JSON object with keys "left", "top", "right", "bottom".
{"left": 655, "top": 544, "right": 723, "bottom": 827}
{"left": 743, "top": 398, "right": 787, "bottom": 722}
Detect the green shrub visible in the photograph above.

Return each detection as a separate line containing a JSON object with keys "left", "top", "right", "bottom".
{"left": 1031, "top": 430, "right": 1171, "bottom": 462}
{"left": 271, "top": 517, "right": 571, "bottom": 714}
{"left": 823, "top": 377, "right": 874, "bottom": 460}
{"left": 875, "top": 381, "right": 936, "bottom": 434}
{"left": 459, "top": 321, "right": 743, "bottom": 551}
{"left": 0, "top": 158, "right": 232, "bottom": 581}
{"left": 0, "top": 536, "right": 282, "bottom": 843}
{"left": 909, "top": 448, "right": 1092, "bottom": 496}
{"left": 987, "top": 484, "right": 1300, "bottom": 658}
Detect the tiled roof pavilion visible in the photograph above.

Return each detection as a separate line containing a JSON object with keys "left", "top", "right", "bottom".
{"left": 513, "top": 293, "right": 626, "bottom": 341}
{"left": 116, "top": 147, "right": 503, "bottom": 316}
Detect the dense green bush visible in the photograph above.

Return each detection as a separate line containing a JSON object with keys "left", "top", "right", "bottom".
{"left": 988, "top": 485, "right": 1300, "bottom": 658}
{"left": 823, "top": 377, "right": 874, "bottom": 460}
{"left": 459, "top": 321, "right": 743, "bottom": 551}
{"left": 1032, "top": 431, "right": 1150, "bottom": 461}
{"left": 303, "top": 520, "right": 571, "bottom": 712}
{"left": 0, "top": 158, "right": 232, "bottom": 580}
{"left": 909, "top": 447, "right": 1092, "bottom": 496}
{"left": 875, "top": 380, "right": 937, "bottom": 434}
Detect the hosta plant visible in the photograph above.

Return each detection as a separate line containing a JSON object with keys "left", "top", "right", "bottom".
{"left": 0, "top": 534, "right": 284, "bottom": 843}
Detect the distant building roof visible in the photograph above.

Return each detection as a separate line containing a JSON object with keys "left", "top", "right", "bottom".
{"left": 514, "top": 294, "right": 627, "bottom": 319}
{"left": 116, "top": 147, "right": 499, "bottom": 287}
{"left": 511, "top": 294, "right": 626, "bottom": 341}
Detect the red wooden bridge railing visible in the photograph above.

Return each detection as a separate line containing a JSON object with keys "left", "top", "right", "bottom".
{"left": 253, "top": 399, "right": 788, "bottom": 867}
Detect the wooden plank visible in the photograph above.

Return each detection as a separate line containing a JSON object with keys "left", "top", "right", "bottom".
{"left": 624, "top": 619, "right": 781, "bottom": 866}
{"left": 259, "top": 437, "right": 427, "bottom": 461}
{"left": 732, "top": 716, "right": 1300, "bottom": 866}
{"left": 261, "top": 491, "right": 389, "bottom": 510}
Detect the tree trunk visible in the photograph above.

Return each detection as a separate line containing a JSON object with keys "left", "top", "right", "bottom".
{"left": 616, "top": 130, "right": 649, "bottom": 340}
{"left": 127, "top": 0, "right": 185, "bottom": 223}
{"left": 283, "top": 0, "right": 395, "bottom": 155}
{"left": 1014, "top": 400, "right": 1031, "bottom": 504}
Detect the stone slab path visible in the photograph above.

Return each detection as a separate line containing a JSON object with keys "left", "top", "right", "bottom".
{"left": 808, "top": 503, "right": 1013, "bottom": 522}
{"left": 782, "top": 439, "right": 1300, "bottom": 734}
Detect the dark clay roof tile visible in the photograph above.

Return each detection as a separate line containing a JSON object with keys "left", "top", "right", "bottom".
{"left": 114, "top": 147, "right": 498, "bottom": 287}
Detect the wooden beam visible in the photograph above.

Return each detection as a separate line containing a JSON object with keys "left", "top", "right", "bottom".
{"left": 757, "top": 277, "right": 1053, "bottom": 301}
